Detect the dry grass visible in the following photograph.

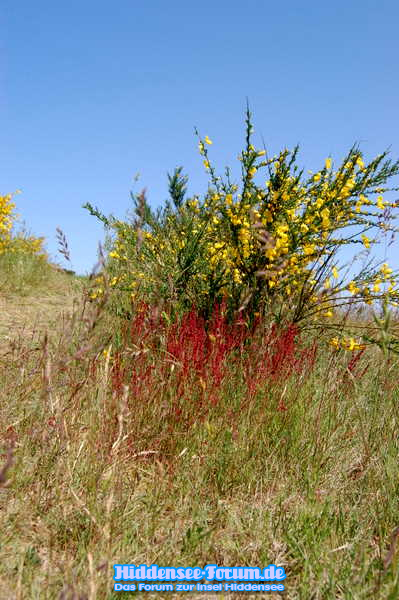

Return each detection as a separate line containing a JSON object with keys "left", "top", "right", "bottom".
{"left": 0, "top": 261, "right": 398, "bottom": 599}
{"left": 0, "top": 251, "right": 85, "bottom": 351}
{"left": 0, "top": 293, "right": 78, "bottom": 347}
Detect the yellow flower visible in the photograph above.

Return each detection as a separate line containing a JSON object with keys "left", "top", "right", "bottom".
{"left": 342, "top": 338, "right": 365, "bottom": 351}
{"left": 330, "top": 337, "right": 339, "bottom": 348}
{"left": 356, "top": 157, "right": 364, "bottom": 169}
{"left": 248, "top": 167, "right": 257, "bottom": 178}
{"left": 361, "top": 234, "right": 370, "bottom": 249}
{"left": 380, "top": 263, "right": 393, "bottom": 277}
{"left": 266, "top": 247, "right": 277, "bottom": 260}
{"left": 348, "top": 281, "right": 360, "bottom": 295}
{"left": 324, "top": 277, "right": 331, "bottom": 289}
{"left": 203, "top": 160, "right": 210, "bottom": 170}
{"left": 232, "top": 268, "right": 242, "bottom": 284}
{"left": 354, "top": 200, "right": 362, "bottom": 213}
{"left": 376, "top": 195, "right": 385, "bottom": 210}
{"left": 320, "top": 207, "right": 330, "bottom": 221}
{"left": 332, "top": 266, "right": 339, "bottom": 279}
{"left": 325, "top": 158, "right": 332, "bottom": 170}
{"left": 204, "top": 135, "right": 212, "bottom": 145}
{"left": 303, "top": 243, "right": 315, "bottom": 256}
{"left": 347, "top": 338, "right": 356, "bottom": 351}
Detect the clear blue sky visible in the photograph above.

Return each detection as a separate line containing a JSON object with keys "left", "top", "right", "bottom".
{"left": 1, "top": 1, "right": 398, "bottom": 274}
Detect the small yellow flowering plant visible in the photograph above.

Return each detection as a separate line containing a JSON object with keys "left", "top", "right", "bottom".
{"left": 0, "top": 191, "right": 46, "bottom": 257}
{"left": 0, "top": 193, "right": 16, "bottom": 254}
{"left": 85, "top": 109, "right": 399, "bottom": 346}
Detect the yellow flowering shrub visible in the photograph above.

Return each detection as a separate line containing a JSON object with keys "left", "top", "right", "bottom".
{"left": 0, "top": 194, "right": 16, "bottom": 254}
{"left": 0, "top": 192, "right": 46, "bottom": 257}
{"left": 85, "top": 110, "right": 399, "bottom": 336}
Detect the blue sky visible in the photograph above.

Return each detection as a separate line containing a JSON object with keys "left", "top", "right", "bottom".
{"left": 1, "top": 1, "right": 398, "bottom": 274}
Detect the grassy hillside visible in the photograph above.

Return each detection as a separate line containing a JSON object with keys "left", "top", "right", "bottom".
{"left": 0, "top": 252, "right": 84, "bottom": 349}
{"left": 0, "top": 252, "right": 398, "bottom": 599}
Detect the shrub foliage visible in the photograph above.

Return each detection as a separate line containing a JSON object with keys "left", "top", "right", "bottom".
{"left": 85, "top": 109, "right": 399, "bottom": 349}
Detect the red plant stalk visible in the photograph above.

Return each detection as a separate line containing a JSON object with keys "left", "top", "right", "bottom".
{"left": 108, "top": 303, "right": 318, "bottom": 417}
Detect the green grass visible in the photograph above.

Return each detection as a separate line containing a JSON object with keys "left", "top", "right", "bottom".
{"left": 0, "top": 259, "right": 398, "bottom": 599}
{"left": 0, "top": 250, "right": 87, "bottom": 351}
{"left": 0, "top": 250, "right": 82, "bottom": 296}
